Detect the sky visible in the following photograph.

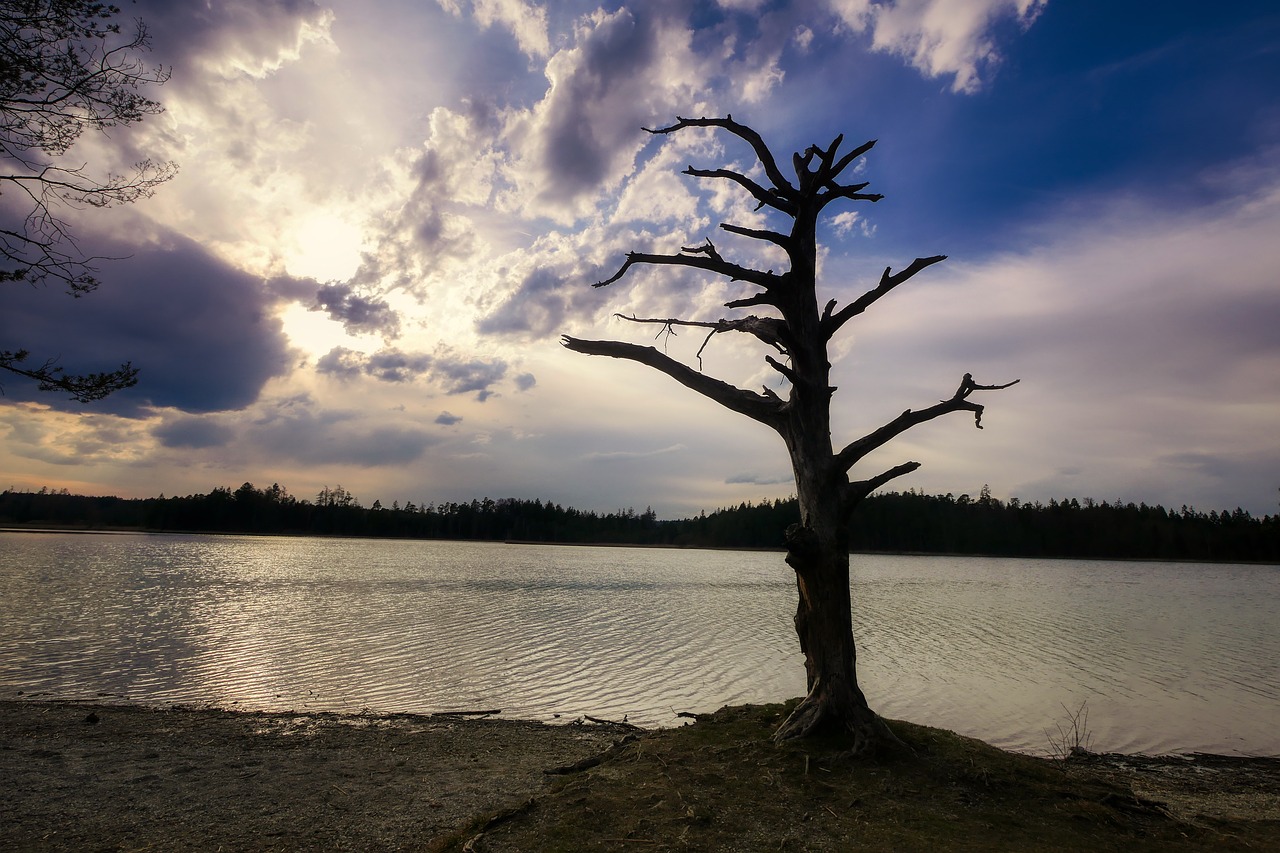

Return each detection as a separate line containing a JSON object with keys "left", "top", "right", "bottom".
{"left": 2, "top": 0, "right": 1279, "bottom": 518}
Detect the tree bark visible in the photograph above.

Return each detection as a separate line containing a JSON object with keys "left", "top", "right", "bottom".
{"left": 775, "top": 519, "right": 893, "bottom": 750}
{"left": 770, "top": 440, "right": 891, "bottom": 750}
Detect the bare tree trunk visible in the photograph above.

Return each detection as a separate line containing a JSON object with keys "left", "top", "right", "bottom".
{"left": 773, "top": 465, "right": 887, "bottom": 749}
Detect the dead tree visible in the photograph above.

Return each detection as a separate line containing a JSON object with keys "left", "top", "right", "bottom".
{"left": 562, "top": 116, "right": 1017, "bottom": 750}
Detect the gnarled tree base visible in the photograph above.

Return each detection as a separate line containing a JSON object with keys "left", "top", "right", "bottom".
{"left": 773, "top": 690, "right": 906, "bottom": 756}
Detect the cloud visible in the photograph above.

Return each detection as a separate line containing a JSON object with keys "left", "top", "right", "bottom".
{"left": 828, "top": 0, "right": 1046, "bottom": 93}
{"left": 514, "top": 372, "right": 536, "bottom": 391}
{"left": 316, "top": 345, "right": 510, "bottom": 401}
{"left": 460, "top": 0, "right": 552, "bottom": 59}
{"left": 316, "top": 347, "right": 437, "bottom": 384}
{"left": 0, "top": 231, "right": 295, "bottom": 416}
{"left": 583, "top": 443, "right": 687, "bottom": 462}
{"left": 147, "top": 0, "right": 335, "bottom": 81}
{"left": 313, "top": 283, "right": 402, "bottom": 338}
{"left": 476, "top": 265, "right": 568, "bottom": 338}
{"left": 830, "top": 161, "right": 1280, "bottom": 516}
{"left": 498, "top": 7, "right": 707, "bottom": 223}
{"left": 152, "top": 416, "right": 236, "bottom": 449}
{"left": 248, "top": 401, "right": 438, "bottom": 467}
{"left": 432, "top": 350, "right": 509, "bottom": 401}
{"left": 435, "top": 411, "right": 463, "bottom": 425}
{"left": 726, "top": 472, "right": 794, "bottom": 486}
{"left": 340, "top": 107, "right": 495, "bottom": 302}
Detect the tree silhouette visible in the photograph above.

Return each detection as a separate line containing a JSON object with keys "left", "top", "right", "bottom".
{"left": 1, "top": 0, "right": 176, "bottom": 400}
{"left": 563, "top": 116, "right": 1018, "bottom": 749}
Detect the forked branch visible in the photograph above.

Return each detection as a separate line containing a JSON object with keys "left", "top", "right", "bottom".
{"left": 645, "top": 115, "right": 797, "bottom": 205}
{"left": 594, "top": 249, "right": 779, "bottom": 291}
{"left": 835, "top": 373, "right": 1020, "bottom": 473}
{"left": 685, "top": 167, "right": 796, "bottom": 215}
{"left": 843, "top": 461, "right": 922, "bottom": 516}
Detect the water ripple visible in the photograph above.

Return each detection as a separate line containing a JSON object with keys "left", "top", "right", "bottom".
{"left": 1, "top": 534, "right": 1276, "bottom": 754}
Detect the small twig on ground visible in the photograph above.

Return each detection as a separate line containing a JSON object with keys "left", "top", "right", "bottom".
{"left": 545, "top": 734, "right": 638, "bottom": 775}
{"left": 584, "top": 714, "right": 643, "bottom": 731}
{"left": 431, "top": 709, "right": 501, "bottom": 718}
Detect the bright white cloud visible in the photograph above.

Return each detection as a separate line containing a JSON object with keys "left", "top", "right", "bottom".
{"left": 471, "top": 0, "right": 552, "bottom": 58}
{"left": 829, "top": 0, "right": 1046, "bottom": 92}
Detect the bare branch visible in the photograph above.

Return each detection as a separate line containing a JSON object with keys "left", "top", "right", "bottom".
{"left": 646, "top": 115, "right": 797, "bottom": 202}
{"left": 834, "top": 373, "right": 1020, "bottom": 473}
{"left": 764, "top": 355, "right": 796, "bottom": 384}
{"left": 829, "top": 139, "right": 877, "bottom": 182}
{"left": 594, "top": 250, "right": 779, "bottom": 290}
{"left": 684, "top": 166, "right": 796, "bottom": 215}
{"left": 561, "top": 336, "right": 783, "bottom": 426}
{"left": 843, "top": 461, "right": 922, "bottom": 515}
{"left": 818, "top": 185, "right": 885, "bottom": 211}
{"left": 614, "top": 314, "right": 789, "bottom": 353}
{"left": 719, "top": 222, "right": 790, "bottom": 248}
{"left": 724, "top": 291, "right": 777, "bottom": 310}
{"left": 680, "top": 240, "right": 722, "bottom": 262}
{"left": 822, "top": 255, "right": 948, "bottom": 338}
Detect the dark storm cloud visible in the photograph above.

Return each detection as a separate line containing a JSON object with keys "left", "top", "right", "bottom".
{"left": 313, "top": 283, "right": 402, "bottom": 338}
{"left": 152, "top": 416, "right": 236, "bottom": 449}
{"left": 316, "top": 346, "right": 509, "bottom": 401}
{"left": 0, "top": 233, "right": 295, "bottom": 416}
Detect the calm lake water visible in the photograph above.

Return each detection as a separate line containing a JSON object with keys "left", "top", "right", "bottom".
{"left": 1, "top": 531, "right": 1276, "bottom": 756}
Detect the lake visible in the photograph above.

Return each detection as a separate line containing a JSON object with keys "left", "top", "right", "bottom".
{"left": 0, "top": 531, "right": 1276, "bottom": 756}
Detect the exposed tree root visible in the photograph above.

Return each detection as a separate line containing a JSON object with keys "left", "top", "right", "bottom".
{"left": 773, "top": 695, "right": 910, "bottom": 757}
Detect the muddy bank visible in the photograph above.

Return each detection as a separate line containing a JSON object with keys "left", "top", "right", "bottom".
{"left": 0, "top": 701, "right": 623, "bottom": 851}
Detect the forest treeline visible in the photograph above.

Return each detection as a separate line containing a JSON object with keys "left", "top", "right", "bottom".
{"left": 1, "top": 483, "right": 1276, "bottom": 563}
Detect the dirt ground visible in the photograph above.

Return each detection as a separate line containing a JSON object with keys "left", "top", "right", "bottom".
{"left": 0, "top": 700, "right": 622, "bottom": 851}
{"left": 2, "top": 700, "right": 1277, "bottom": 851}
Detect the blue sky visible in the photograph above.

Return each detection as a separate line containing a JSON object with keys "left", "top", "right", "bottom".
{"left": 2, "top": 0, "right": 1278, "bottom": 517}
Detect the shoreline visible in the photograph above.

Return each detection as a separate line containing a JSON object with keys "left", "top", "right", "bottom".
{"left": 4, "top": 699, "right": 1278, "bottom": 851}
{"left": 5, "top": 524, "right": 1278, "bottom": 565}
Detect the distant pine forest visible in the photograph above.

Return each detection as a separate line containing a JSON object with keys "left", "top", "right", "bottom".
{"left": 3, "top": 482, "right": 1277, "bottom": 564}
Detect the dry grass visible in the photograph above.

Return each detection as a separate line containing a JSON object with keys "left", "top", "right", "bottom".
{"left": 439, "top": 702, "right": 1280, "bottom": 853}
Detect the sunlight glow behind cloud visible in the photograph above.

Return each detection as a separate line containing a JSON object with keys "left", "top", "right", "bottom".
{"left": 2, "top": 0, "right": 1277, "bottom": 519}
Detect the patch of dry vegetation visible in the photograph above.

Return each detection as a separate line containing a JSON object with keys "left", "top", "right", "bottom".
{"left": 439, "top": 703, "right": 1280, "bottom": 852}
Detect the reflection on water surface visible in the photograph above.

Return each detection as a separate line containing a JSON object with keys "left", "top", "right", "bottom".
{"left": 1, "top": 532, "right": 1276, "bottom": 755}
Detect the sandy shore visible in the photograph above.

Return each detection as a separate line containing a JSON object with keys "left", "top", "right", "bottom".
{"left": 0, "top": 700, "right": 623, "bottom": 851}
